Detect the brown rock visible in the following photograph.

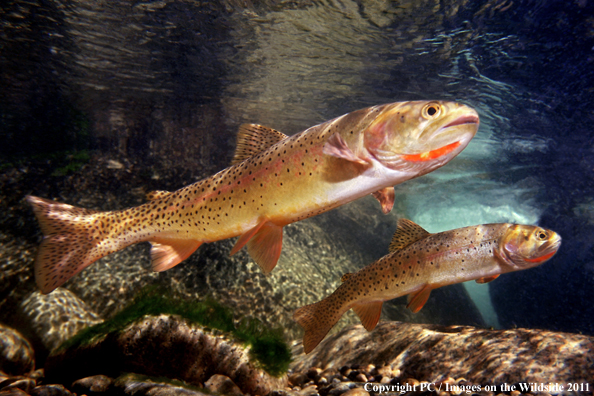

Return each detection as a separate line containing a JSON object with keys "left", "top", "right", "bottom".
{"left": 29, "top": 370, "right": 44, "bottom": 381}
{"left": 0, "top": 324, "right": 35, "bottom": 376}
{"left": 341, "top": 388, "right": 369, "bottom": 396}
{"left": 29, "top": 384, "right": 73, "bottom": 396}
{"left": 20, "top": 289, "right": 103, "bottom": 351}
{"left": 292, "top": 322, "right": 594, "bottom": 386}
{"left": 376, "top": 366, "right": 392, "bottom": 377}
{"left": 113, "top": 373, "right": 210, "bottom": 396}
{"left": 363, "top": 364, "right": 376, "bottom": 377}
{"left": 0, "top": 388, "right": 29, "bottom": 396}
{"left": 298, "top": 384, "right": 319, "bottom": 396}
{"left": 205, "top": 374, "right": 243, "bottom": 396}
{"left": 288, "top": 372, "right": 307, "bottom": 387}
{"left": 45, "top": 314, "right": 286, "bottom": 395}
{"left": 354, "top": 373, "right": 367, "bottom": 383}
{"left": 71, "top": 375, "right": 113, "bottom": 395}
{"left": 1, "top": 378, "right": 36, "bottom": 394}
{"left": 306, "top": 367, "right": 322, "bottom": 381}
{"left": 379, "top": 377, "right": 391, "bottom": 384}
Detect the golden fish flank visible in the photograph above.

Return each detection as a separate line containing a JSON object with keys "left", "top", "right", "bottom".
{"left": 294, "top": 219, "right": 562, "bottom": 353}
{"left": 27, "top": 101, "right": 479, "bottom": 294}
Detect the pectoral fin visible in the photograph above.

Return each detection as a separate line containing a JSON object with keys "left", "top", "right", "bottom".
{"left": 150, "top": 238, "right": 202, "bottom": 272}
{"left": 371, "top": 187, "right": 395, "bottom": 214}
{"left": 352, "top": 301, "right": 383, "bottom": 331}
{"left": 476, "top": 274, "right": 500, "bottom": 284}
{"left": 406, "top": 284, "right": 432, "bottom": 313}
{"left": 323, "top": 133, "right": 370, "bottom": 166}
{"left": 230, "top": 220, "right": 283, "bottom": 274}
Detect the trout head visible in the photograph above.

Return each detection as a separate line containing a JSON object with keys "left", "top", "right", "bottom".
{"left": 363, "top": 101, "right": 479, "bottom": 175}
{"left": 497, "top": 225, "right": 562, "bottom": 270}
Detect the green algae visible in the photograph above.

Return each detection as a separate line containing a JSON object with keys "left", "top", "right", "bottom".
{"left": 50, "top": 150, "right": 91, "bottom": 176}
{"left": 57, "top": 287, "right": 291, "bottom": 377}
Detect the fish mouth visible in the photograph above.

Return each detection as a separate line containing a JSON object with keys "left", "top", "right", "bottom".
{"left": 442, "top": 114, "right": 480, "bottom": 129}
{"left": 528, "top": 235, "right": 562, "bottom": 263}
{"left": 397, "top": 113, "right": 479, "bottom": 163}
{"left": 399, "top": 141, "right": 462, "bottom": 162}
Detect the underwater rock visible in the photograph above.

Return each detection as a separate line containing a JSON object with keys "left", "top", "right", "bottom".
{"left": 0, "top": 324, "right": 35, "bottom": 376}
{"left": 29, "top": 384, "right": 73, "bottom": 396}
{"left": 204, "top": 374, "right": 243, "bottom": 396}
{"left": 45, "top": 314, "right": 286, "bottom": 396}
{"left": 71, "top": 375, "right": 114, "bottom": 395}
{"left": 340, "top": 388, "right": 369, "bottom": 396}
{"left": 0, "top": 388, "right": 29, "bottom": 396}
{"left": 1, "top": 378, "right": 36, "bottom": 394}
{"left": 292, "top": 321, "right": 594, "bottom": 388}
{"left": 112, "top": 373, "right": 211, "bottom": 396}
{"left": 20, "top": 289, "right": 103, "bottom": 352}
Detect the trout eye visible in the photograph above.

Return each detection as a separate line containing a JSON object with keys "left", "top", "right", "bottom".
{"left": 536, "top": 230, "right": 548, "bottom": 240}
{"left": 422, "top": 103, "right": 441, "bottom": 119}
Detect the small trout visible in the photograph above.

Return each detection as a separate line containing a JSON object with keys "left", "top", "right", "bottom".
{"left": 294, "top": 219, "right": 561, "bottom": 353}
{"left": 27, "top": 101, "right": 479, "bottom": 293}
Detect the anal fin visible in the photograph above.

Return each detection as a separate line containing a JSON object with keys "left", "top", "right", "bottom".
{"left": 247, "top": 222, "right": 283, "bottom": 274}
{"left": 150, "top": 238, "right": 202, "bottom": 272}
{"left": 476, "top": 274, "right": 500, "bottom": 284}
{"left": 230, "top": 220, "right": 283, "bottom": 274}
{"left": 352, "top": 301, "right": 383, "bottom": 331}
{"left": 371, "top": 187, "right": 395, "bottom": 214}
{"left": 406, "top": 284, "right": 433, "bottom": 313}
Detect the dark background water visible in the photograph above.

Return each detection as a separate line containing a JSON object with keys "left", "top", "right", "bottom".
{"left": 1, "top": 0, "right": 594, "bottom": 336}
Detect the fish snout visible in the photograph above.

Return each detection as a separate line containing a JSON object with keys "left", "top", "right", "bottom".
{"left": 543, "top": 231, "right": 562, "bottom": 255}
{"left": 427, "top": 105, "right": 479, "bottom": 145}
{"left": 501, "top": 226, "right": 562, "bottom": 269}
{"left": 399, "top": 103, "right": 479, "bottom": 164}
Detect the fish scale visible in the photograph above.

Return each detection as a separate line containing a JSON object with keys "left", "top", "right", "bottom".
{"left": 27, "top": 100, "right": 479, "bottom": 293}
{"left": 294, "top": 219, "right": 562, "bottom": 353}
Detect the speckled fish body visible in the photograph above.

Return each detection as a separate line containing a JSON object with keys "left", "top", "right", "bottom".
{"left": 27, "top": 101, "right": 479, "bottom": 293}
{"left": 294, "top": 219, "right": 561, "bottom": 353}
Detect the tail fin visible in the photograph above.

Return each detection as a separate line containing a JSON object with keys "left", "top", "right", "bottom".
{"left": 26, "top": 196, "right": 107, "bottom": 294}
{"left": 293, "top": 296, "right": 345, "bottom": 354}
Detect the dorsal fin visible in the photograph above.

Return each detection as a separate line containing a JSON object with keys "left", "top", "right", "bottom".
{"left": 389, "top": 219, "right": 431, "bottom": 251}
{"left": 146, "top": 190, "right": 172, "bottom": 201}
{"left": 341, "top": 272, "right": 352, "bottom": 282}
{"left": 231, "top": 124, "right": 289, "bottom": 165}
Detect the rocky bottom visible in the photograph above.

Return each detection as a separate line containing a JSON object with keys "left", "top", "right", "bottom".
{"left": 2, "top": 318, "right": 593, "bottom": 396}
{"left": 0, "top": 365, "right": 557, "bottom": 396}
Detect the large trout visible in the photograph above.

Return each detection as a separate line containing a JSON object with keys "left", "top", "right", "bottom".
{"left": 294, "top": 219, "right": 561, "bottom": 353}
{"left": 27, "top": 101, "right": 479, "bottom": 293}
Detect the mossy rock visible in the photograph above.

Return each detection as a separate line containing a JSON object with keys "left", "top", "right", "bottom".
{"left": 58, "top": 288, "right": 291, "bottom": 377}
{"left": 46, "top": 289, "right": 290, "bottom": 394}
{"left": 46, "top": 314, "right": 288, "bottom": 395}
